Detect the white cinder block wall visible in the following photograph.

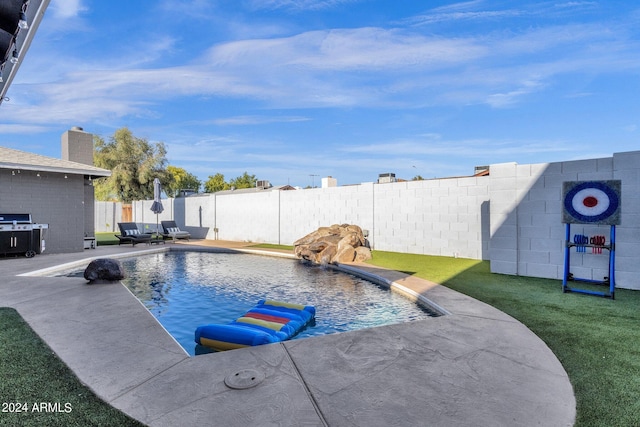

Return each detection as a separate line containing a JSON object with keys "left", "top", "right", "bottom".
{"left": 98, "top": 150, "right": 640, "bottom": 290}
{"left": 372, "top": 177, "right": 489, "bottom": 259}
{"left": 488, "top": 151, "right": 640, "bottom": 290}
{"left": 279, "top": 184, "right": 376, "bottom": 246}
{"left": 214, "top": 192, "right": 281, "bottom": 242}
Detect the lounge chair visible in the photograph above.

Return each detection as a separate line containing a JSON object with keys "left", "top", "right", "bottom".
{"left": 116, "top": 222, "right": 153, "bottom": 246}
{"left": 161, "top": 220, "right": 191, "bottom": 241}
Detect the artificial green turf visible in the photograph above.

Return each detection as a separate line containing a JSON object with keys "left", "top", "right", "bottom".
{"left": 0, "top": 308, "right": 144, "bottom": 427}
{"left": 251, "top": 243, "right": 294, "bottom": 251}
{"left": 95, "top": 232, "right": 119, "bottom": 246}
{"left": 366, "top": 250, "right": 640, "bottom": 427}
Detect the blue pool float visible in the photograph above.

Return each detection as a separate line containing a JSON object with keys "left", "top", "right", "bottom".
{"left": 195, "top": 299, "right": 315, "bottom": 351}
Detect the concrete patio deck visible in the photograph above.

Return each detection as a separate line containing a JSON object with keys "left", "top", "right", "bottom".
{"left": 0, "top": 241, "right": 575, "bottom": 426}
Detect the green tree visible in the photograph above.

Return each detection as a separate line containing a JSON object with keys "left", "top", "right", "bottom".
{"left": 93, "top": 127, "right": 170, "bottom": 202}
{"left": 229, "top": 172, "right": 257, "bottom": 189}
{"left": 412, "top": 175, "right": 424, "bottom": 181}
{"left": 166, "top": 165, "right": 201, "bottom": 197}
{"left": 204, "top": 173, "right": 229, "bottom": 193}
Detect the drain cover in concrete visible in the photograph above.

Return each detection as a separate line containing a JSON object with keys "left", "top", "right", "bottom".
{"left": 224, "top": 369, "right": 265, "bottom": 389}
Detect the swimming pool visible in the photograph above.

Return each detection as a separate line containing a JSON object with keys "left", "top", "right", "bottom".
{"left": 117, "top": 251, "right": 439, "bottom": 355}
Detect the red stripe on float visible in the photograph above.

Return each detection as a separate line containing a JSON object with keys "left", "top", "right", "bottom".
{"left": 244, "top": 312, "right": 289, "bottom": 324}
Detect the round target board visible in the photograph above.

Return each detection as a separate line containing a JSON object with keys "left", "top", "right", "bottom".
{"left": 562, "top": 180, "right": 621, "bottom": 225}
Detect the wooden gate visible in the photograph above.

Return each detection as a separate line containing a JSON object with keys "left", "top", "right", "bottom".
{"left": 122, "top": 204, "right": 132, "bottom": 222}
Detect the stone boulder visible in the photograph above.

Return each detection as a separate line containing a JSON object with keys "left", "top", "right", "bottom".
{"left": 294, "top": 224, "right": 371, "bottom": 265}
{"left": 84, "top": 258, "right": 126, "bottom": 284}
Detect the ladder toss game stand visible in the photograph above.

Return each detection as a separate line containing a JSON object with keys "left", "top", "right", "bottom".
{"left": 562, "top": 223, "right": 616, "bottom": 299}
{"left": 561, "top": 180, "right": 621, "bottom": 299}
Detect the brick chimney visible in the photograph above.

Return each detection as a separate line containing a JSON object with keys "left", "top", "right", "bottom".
{"left": 61, "top": 126, "right": 94, "bottom": 166}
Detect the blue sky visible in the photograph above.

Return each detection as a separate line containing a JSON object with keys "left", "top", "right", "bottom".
{"left": 1, "top": 0, "right": 639, "bottom": 188}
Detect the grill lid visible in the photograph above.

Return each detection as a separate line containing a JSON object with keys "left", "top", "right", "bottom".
{"left": 0, "top": 214, "right": 32, "bottom": 224}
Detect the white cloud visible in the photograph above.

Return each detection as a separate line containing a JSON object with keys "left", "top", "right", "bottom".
{"left": 485, "top": 78, "right": 545, "bottom": 108}
{"left": 245, "top": 0, "right": 361, "bottom": 12}
{"left": 553, "top": 2, "right": 598, "bottom": 9}
{"left": 206, "top": 28, "right": 485, "bottom": 71}
{"left": 211, "top": 115, "right": 310, "bottom": 125}
{"left": 49, "top": 0, "right": 87, "bottom": 19}
{"left": 339, "top": 136, "right": 577, "bottom": 159}
{"left": 0, "top": 124, "right": 52, "bottom": 134}
{"left": 6, "top": 4, "right": 640, "bottom": 125}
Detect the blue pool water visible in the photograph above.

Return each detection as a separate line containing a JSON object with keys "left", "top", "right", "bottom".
{"left": 117, "top": 251, "right": 438, "bottom": 355}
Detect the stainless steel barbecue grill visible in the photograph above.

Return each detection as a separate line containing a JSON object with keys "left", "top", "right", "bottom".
{"left": 0, "top": 214, "right": 48, "bottom": 258}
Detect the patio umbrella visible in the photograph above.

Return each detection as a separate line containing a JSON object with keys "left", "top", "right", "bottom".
{"left": 150, "top": 178, "right": 164, "bottom": 235}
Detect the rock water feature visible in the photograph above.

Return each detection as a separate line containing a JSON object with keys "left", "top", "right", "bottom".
{"left": 84, "top": 258, "right": 126, "bottom": 283}
{"left": 294, "top": 224, "right": 372, "bottom": 264}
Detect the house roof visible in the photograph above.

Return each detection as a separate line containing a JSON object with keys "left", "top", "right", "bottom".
{"left": 215, "top": 184, "right": 297, "bottom": 195}
{"left": 0, "top": 146, "right": 111, "bottom": 177}
{"left": 215, "top": 187, "right": 270, "bottom": 195}
{"left": 272, "top": 184, "right": 297, "bottom": 191}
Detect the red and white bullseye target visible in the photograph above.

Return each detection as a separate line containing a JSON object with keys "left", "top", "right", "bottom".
{"left": 562, "top": 181, "right": 621, "bottom": 225}
{"left": 570, "top": 187, "right": 610, "bottom": 217}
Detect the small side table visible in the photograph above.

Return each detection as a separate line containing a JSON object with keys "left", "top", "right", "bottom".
{"left": 149, "top": 235, "right": 166, "bottom": 245}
